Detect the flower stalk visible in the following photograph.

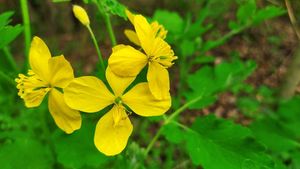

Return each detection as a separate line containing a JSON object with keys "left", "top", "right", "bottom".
{"left": 20, "top": 0, "right": 31, "bottom": 70}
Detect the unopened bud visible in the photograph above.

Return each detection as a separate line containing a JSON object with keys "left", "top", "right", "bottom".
{"left": 73, "top": 5, "right": 90, "bottom": 26}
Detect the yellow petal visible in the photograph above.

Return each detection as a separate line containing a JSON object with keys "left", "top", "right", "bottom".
{"left": 134, "top": 15, "right": 155, "bottom": 55}
{"left": 147, "top": 62, "right": 170, "bottom": 100}
{"left": 72, "top": 5, "right": 90, "bottom": 26}
{"left": 125, "top": 9, "right": 135, "bottom": 24}
{"left": 106, "top": 67, "right": 135, "bottom": 96}
{"left": 150, "top": 21, "right": 168, "bottom": 39}
{"left": 124, "top": 29, "right": 141, "bottom": 46}
{"left": 23, "top": 88, "right": 50, "bottom": 108}
{"left": 64, "top": 76, "right": 114, "bottom": 113}
{"left": 94, "top": 105, "right": 133, "bottom": 156}
{"left": 29, "top": 36, "right": 51, "bottom": 81}
{"left": 48, "top": 89, "right": 81, "bottom": 134}
{"left": 123, "top": 82, "right": 171, "bottom": 116}
{"left": 112, "top": 44, "right": 127, "bottom": 52}
{"left": 16, "top": 72, "right": 49, "bottom": 108}
{"left": 149, "top": 38, "right": 176, "bottom": 68}
{"left": 48, "top": 55, "right": 74, "bottom": 88}
{"left": 108, "top": 45, "right": 148, "bottom": 77}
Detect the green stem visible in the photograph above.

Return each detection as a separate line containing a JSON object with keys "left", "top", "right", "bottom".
{"left": 20, "top": 0, "right": 31, "bottom": 70}
{"left": 94, "top": 2, "right": 117, "bottom": 46}
{"left": 3, "top": 47, "right": 18, "bottom": 72}
{"left": 145, "top": 94, "right": 204, "bottom": 155}
{"left": 145, "top": 126, "right": 163, "bottom": 155}
{"left": 52, "top": 0, "right": 71, "bottom": 2}
{"left": 104, "top": 14, "right": 117, "bottom": 46}
{"left": 87, "top": 25, "right": 105, "bottom": 73}
{"left": 171, "top": 121, "right": 193, "bottom": 132}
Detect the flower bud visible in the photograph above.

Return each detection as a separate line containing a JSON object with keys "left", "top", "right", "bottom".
{"left": 72, "top": 5, "right": 90, "bottom": 26}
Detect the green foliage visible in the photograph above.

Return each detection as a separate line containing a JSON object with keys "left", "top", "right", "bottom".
{"left": 153, "top": 10, "right": 184, "bottom": 35}
{"left": 185, "top": 57, "right": 257, "bottom": 109}
{"left": 0, "top": 137, "right": 54, "bottom": 169}
{"left": 187, "top": 115, "right": 273, "bottom": 168}
{"left": 0, "top": 11, "right": 23, "bottom": 49}
{"left": 84, "top": 0, "right": 126, "bottom": 18}
{"left": 53, "top": 118, "right": 110, "bottom": 169}
{"left": 161, "top": 115, "right": 274, "bottom": 169}
{"left": 249, "top": 96, "right": 300, "bottom": 169}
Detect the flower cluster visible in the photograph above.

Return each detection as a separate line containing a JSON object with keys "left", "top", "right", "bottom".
{"left": 16, "top": 6, "right": 176, "bottom": 156}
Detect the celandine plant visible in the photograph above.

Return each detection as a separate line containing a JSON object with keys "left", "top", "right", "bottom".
{"left": 15, "top": 5, "right": 175, "bottom": 156}
{"left": 4, "top": 0, "right": 295, "bottom": 168}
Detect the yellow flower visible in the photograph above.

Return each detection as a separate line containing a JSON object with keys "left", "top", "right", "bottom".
{"left": 72, "top": 5, "right": 90, "bottom": 26}
{"left": 64, "top": 67, "right": 171, "bottom": 156}
{"left": 109, "top": 12, "right": 177, "bottom": 100}
{"left": 15, "top": 36, "right": 81, "bottom": 134}
{"left": 124, "top": 10, "right": 168, "bottom": 46}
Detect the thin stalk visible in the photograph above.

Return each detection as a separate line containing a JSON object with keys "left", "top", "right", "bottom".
{"left": 285, "top": 0, "right": 300, "bottom": 39}
{"left": 95, "top": 2, "right": 117, "bottom": 46}
{"left": 145, "top": 127, "right": 163, "bottom": 155}
{"left": 280, "top": 0, "right": 300, "bottom": 99}
{"left": 104, "top": 14, "right": 117, "bottom": 46}
{"left": 87, "top": 25, "right": 105, "bottom": 73}
{"left": 3, "top": 47, "right": 18, "bottom": 72}
{"left": 165, "top": 94, "right": 203, "bottom": 124}
{"left": 20, "top": 0, "right": 31, "bottom": 70}
{"left": 52, "top": 0, "right": 71, "bottom": 2}
{"left": 145, "top": 94, "right": 203, "bottom": 155}
{"left": 280, "top": 47, "right": 300, "bottom": 99}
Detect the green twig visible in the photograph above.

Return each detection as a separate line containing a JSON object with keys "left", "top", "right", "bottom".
{"left": 104, "top": 14, "right": 117, "bottom": 46}
{"left": 52, "top": 0, "right": 71, "bottom": 3}
{"left": 87, "top": 25, "right": 105, "bottom": 73}
{"left": 285, "top": 0, "right": 300, "bottom": 39}
{"left": 94, "top": 2, "right": 117, "bottom": 46}
{"left": 3, "top": 47, "right": 18, "bottom": 72}
{"left": 145, "top": 126, "right": 163, "bottom": 155}
{"left": 20, "top": 0, "right": 31, "bottom": 70}
{"left": 145, "top": 94, "right": 203, "bottom": 155}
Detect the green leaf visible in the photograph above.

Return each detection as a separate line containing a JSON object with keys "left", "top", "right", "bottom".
{"left": 185, "top": 58, "right": 256, "bottom": 109}
{"left": 0, "top": 137, "right": 54, "bottom": 169}
{"left": 185, "top": 115, "right": 274, "bottom": 169}
{"left": 101, "top": 0, "right": 126, "bottom": 18}
{"left": 237, "top": 0, "right": 256, "bottom": 24}
{"left": 0, "top": 25, "right": 23, "bottom": 49}
{"left": 180, "top": 39, "right": 196, "bottom": 57}
{"left": 277, "top": 96, "right": 300, "bottom": 137}
{"left": 237, "top": 97, "right": 260, "bottom": 117}
{"left": 53, "top": 118, "right": 110, "bottom": 169}
{"left": 162, "top": 123, "right": 185, "bottom": 144}
{"left": 153, "top": 10, "right": 184, "bottom": 34}
{"left": 253, "top": 6, "right": 286, "bottom": 24}
{"left": 250, "top": 118, "right": 300, "bottom": 153}
{"left": 290, "top": 151, "right": 300, "bottom": 169}
{"left": 0, "top": 11, "right": 23, "bottom": 49}
{"left": 113, "top": 142, "right": 146, "bottom": 169}
{"left": 0, "top": 11, "right": 14, "bottom": 29}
